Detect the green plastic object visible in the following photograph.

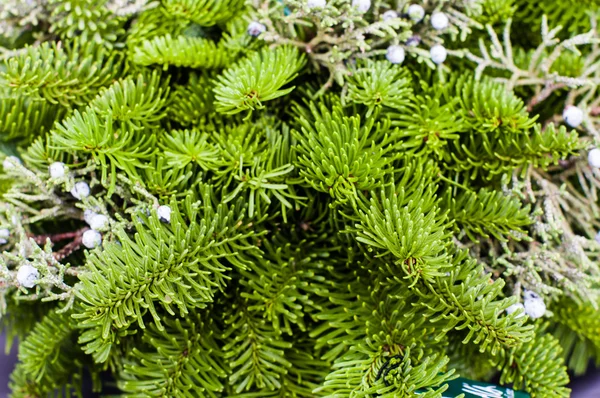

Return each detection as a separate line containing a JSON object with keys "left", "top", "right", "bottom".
{"left": 439, "top": 377, "right": 531, "bottom": 397}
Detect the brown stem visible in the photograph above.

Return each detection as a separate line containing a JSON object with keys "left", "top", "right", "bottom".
{"left": 53, "top": 229, "right": 87, "bottom": 261}
{"left": 527, "top": 83, "right": 566, "bottom": 112}
{"left": 64, "top": 267, "right": 85, "bottom": 276}
{"left": 28, "top": 228, "right": 87, "bottom": 245}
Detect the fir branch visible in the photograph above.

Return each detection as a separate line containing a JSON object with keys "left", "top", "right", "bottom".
{"left": 293, "top": 103, "right": 394, "bottom": 203}
{"left": 162, "top": 0, "right": 244, "bottom": 26}
{"left": 213, "top": 46, "right": 306, "bottom": 115}
{"left": 221, "top": 296, "right": 293, "bottom": 394}
{"left": 447, "top": 188, "right": 532, "bottom": 243}
{"left": 350, "top": 182, "right": 452, "bottom": 285}
{"left": 2, "top": 39, "right": 124, "bottom": 107}
{"left": 497, "top": 331, "right": 570, "bottom": 397}
{"left": 17, "top": 309, "right": 78, "bottom": 384}
{"left": 132, "top": 34, "right": 231, "bottom": 69}
{"left": 119, "top": 310, "right": 227, "bottom": 397}
{"left": 74, "top": 193, "right": 258, "bottom": 363}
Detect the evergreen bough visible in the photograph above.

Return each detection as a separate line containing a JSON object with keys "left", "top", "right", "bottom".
{"left": 0, "top": 1, "right": 599, "bottom": 397}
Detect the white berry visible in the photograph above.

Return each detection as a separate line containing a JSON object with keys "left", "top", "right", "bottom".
{"left": 71, "top": 181, "right": 90, "bottom": 200}
{"left": 430, "top": 44, "right": 447, "bottom": 64}
{"left": 588, "top": 148, "right": 600, "bottom": 168}
{"left": 407, "top": 4, "right": 425, "bottom": 22}
{"left": 523, "top": 290, "right": 539, "bottom": 300}
{"left": 157, "top": 205, "right": 172, "bottom": 223}
{"left": 0, "top": 228, "right": 9, "bottom": 245}
{"left": 386, "top": 45, "right": 405, "bottom": 64}
{"left": 431, "top": 11, "right": 449, "bottom": 30}
{"left": 382, "top": 10, "right": 398, "bottom": 21}
{"left": 352, "top": 0, "right": 370, "bottom": 13}
{"left": 247, "top": 21, "right": 266, "bottom": 37}
{"left": 48, "top": 162, "right": 67, "bottom": 179}
{"left": 406, "top": 35, "right": 421, "bottom": 47}
{"left": 307, "top": 0, "right": 326, "bottom": 9}
{"left": 524, "top": 296, "right": 546, "bottom": 319}
{"left": 3, "top": 156, "right": 21, "bottom": 170}
{"left": 563, "top": 105, "right": 584, "bottom": 128}
{"left": 84, "top": 209, "right": 97, "bottom": 224}
{"left": 505, "top": 302, "right": 525, "bottom": 318}
{"left": 17, "top": 264, "right": 39, "bottom": 288}
{"left": 89, "top": 214, "right": 109, "bottom": 231}
{"left": 82, "top": 229, "right": 102, "bottom": 249}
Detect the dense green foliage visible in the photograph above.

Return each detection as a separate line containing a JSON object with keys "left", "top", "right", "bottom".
{"left": 0, "top": 1, "right": 599, "bottom": 397}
